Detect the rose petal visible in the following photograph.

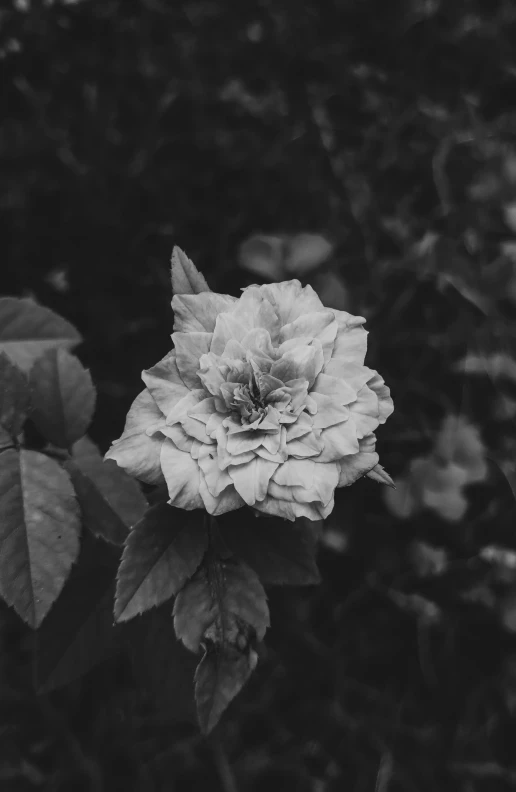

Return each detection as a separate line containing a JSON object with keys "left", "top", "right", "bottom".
{"left": 188, "top": 397, "right": 219, "bottom": 424}
{"left": 231, "top": 288, "right": 281, "bottom": 340}
{"left": 271, "top": 344, "right": 324, "bottom": 386}
{"left": 337, "top": 449, "right": 379, "bottom": 487}
{"left": 310, "top": 392, "right": 350, "bottom": 429}
{"left": 260, "top": 280, "right": 324, "bottom": 324}
{"left": 253, "top": 496, "right": 323, "bottom": 521}
{"left": 311, "top": 372, "right": 356, "bottom": 405}
{"left": 197, "top": 444, "right": 233, "bottom": 496}
{"left": 323, "top": 358, "right": 374, "bottom": 390}
{"left": 158, "top": 423, "right": 194, "bottom": 453}
{"left": 172, "top": 292, "right": 237, "bottom": 333}
{"left": 211, "top": 312, "right": 249, "bottom": 356}
{"left": 286, "top": 430, "right": 324, "bottom": 458}
{"left": 279, "top": 311, "right": 338, "bottom": 363}
{"left": 142, "top": 351, "right": 189, "bottom": 417}
{"left": 331, "top": 311, "right": 368, "bottom": 367}
{"left": 367, "top": 372, "right": 394, "bottom": 424}
{"left": 160, "top": 439, "right": 204, "bottom": 509}
{"left": 228, "top": 457, "right": 279, "bottom": 505}
{"left": 285, "top": 412, "right": 313, "bottom": 441}
{"left": 172, "top": 331, "right": 212, "bottom": 388}
{"left": 105, "top": 390, "right": 165, "bottom": 484}
{"left": 271, "top": 459, "right": 338, "bottom": 505}
{"left": 226, "top": 430, "right": 265, "bottom": 455}
{"left": 317, "top": 422, "right": 360, "bottom": 462}
{"left": 199, "top": 475, "right": 245, "bottom": 515}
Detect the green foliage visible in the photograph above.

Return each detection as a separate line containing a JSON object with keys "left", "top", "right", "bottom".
{"left": 0, "top": 352, "right": 30, "bottom": 437}
{"left": 29, "top": 348, "right": 96, "bottom": 448}
{"left": 114, "top": 504, "right": 207, "bottom": 622}
{"left": 3, "top": 0, "right": 516, "bottom": 786}
{"left": 218, "top": 512, "right": 321, "bottom": 586}
{"left": 0, "top": 448, "right": 81, "bottom": 627}
{"left": 174, "top": 553, "right": 269, "bottom": 732}
{"left": 0, "top": 298, "right": 146, "bottom": 640}
{"left": 171, "top": 246, "right": 211, "bottom": 295}
{"left": 0, "top": 297, "right": 81, "bottom": 372}
{"left": 66, "top": 437, "right": 147, "bottom": 546}
{"left": 195, "top": 642, "right": 257, "bottom": 735}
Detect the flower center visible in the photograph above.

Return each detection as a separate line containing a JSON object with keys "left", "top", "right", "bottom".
{"left": 230, "top": 376, "right": 266, "bottom": 424}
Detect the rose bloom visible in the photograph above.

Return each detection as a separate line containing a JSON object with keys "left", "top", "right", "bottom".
{"left": 106, "top": 279, "right": 393, "bottom": 521}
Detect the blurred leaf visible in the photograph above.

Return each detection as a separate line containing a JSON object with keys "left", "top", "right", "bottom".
{"left": 409, "top": 541, "right": 448, "bottom": 577}
{"left": 115, "top": 503, "right": 207, "bottom": 622}
{"left": 411, "top": 456, "right": 469, "bottom": 522}
{"left": 124, "top": 604, "right": 197, "bottom": 726}
{"left": 33, "top": 532, "right": 120, "bottom": 692}
{"left": 0, "top": 426, "right": 14, "bottom": 452}
{"left": 65, "top": 437, "right": 147, "bottom": 545}
{"left": 238, "top": 234, "right": 286, "bottom": 280}
{"left": 383, "top": 476, "right": 418, "bottom": 519}
{"left": 456, "top": 351, "right": 516, "bottom": 382}
{"left": 29, "top": 348, "right": 96, "bottom": 448}
{"left": 195, "top": 642, "right": 256, "bottom": 734}
{"left": 173, "top": 557, "right": 269, "bottom": 654}
{"left": 503, "top": 201, "right": 516, "bottom": 232}
{"left": 0, "top": 449, "right": 81, "bottom": 628}
{"left": 284, "top": 233, "right": 333, "bottom": 275}
{"left": 312, "top": 270, "right": 350, "bottom": 311}
{"left": 500, "top": 589, "right": 516, "bottom": 633}
{"left": 0, "top": 298, "right": 82, "bottom": 372}
{"left": 437, "top": 271, "right": 491, "bottom": 315}
{"left": 0, "top": 352, "right": 30, "bottom": 437}
{"left": 218, "top": 514, "right": 320, "bottom": 586}
{"left": 171, "top": 246, "right": 210, "bottom": 296}
{"left": 434, "top": 415, "right": 488, "bottom": 485}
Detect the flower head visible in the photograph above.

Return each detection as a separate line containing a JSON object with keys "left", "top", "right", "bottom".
{"left": 106, "top": 255, "right": 393, "bottom": 521}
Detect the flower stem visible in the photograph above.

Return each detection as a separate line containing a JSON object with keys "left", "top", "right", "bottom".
{"left": 208, "top": 731, "right": 239, "bottom": 792}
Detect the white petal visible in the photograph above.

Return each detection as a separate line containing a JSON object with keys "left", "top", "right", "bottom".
{"left": 323, "top": 358, "right": 374, "bottom": 390}
{"left": 260, "top": 280, "right": 324, "bottom": 324}
{"left": 285, "top": 412, "right": 313, "bottom": 441}
{"left": 197, "top": 443, "right": 233, "bottom": 496}
{"left": 172, "top": 292, "right": 237, "bottom": 333}
{"left": 142, "top": 351, "right": 189, "bottom": 417}
{"left": 158, "top": 423, "right": 194, "bottom": 453}
{"left": 211, "top": 312, "right": 249, "bottom": 356}
{"left": 271, "top": 344, "right": 324, "bottom": 386}
{"left": 160, "top": 439, "right": 203, "bottom": 509}
{"left": 317, "top": 422, "right": 360, "bottom": 461}
{"left": 199, "top": 474, "right": 245, "bottom": 515}
{"left": 312, "top": 372, "right": 356, "bottom": 404}
{"left": 331, "top": 311, "right": 368, "bottom": 367}
{"left": 166, "top": 389, "right": 206, "bottom": 426}
{"left": 279, "top": 311, "right": 338, "bottom": 363}
{"left": 105, "top": 390, "right": 165, "bottom": 484}
{"left": 286, "top": 431, "right": 324, "bottom": 458}
{"left": 172, "top": 331, "right": 212, "bottom": 389}
{"left": 310, "top": 392, "right": 350, "bottom": 429}
{"left": 311, "top": 462, "right": 340, "bottom": 504}
{"left": 273, "top": 458, "right": 314, "bottom": 489}
{"left": 337, "top": 450, "right": 379, "bottom": 487}
{"left": 228, "top": 457, "right": 279, "bottom": 505}
{"left": 367, "top": 372, "right": 394, "bottom": 424}
{"left": 231, "top": 288, "right": 281, "bottom": 340}
{"left": 253, "top": 495, "right": 323, "bottom": 521}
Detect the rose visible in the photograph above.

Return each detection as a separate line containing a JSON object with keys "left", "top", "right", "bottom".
{"left": 106, "top": 256, "right": 393, "bottom": 521}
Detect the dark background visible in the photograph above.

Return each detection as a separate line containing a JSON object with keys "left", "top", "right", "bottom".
{"left": 3, "top": 0, "right": 516, "bottom": 789}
